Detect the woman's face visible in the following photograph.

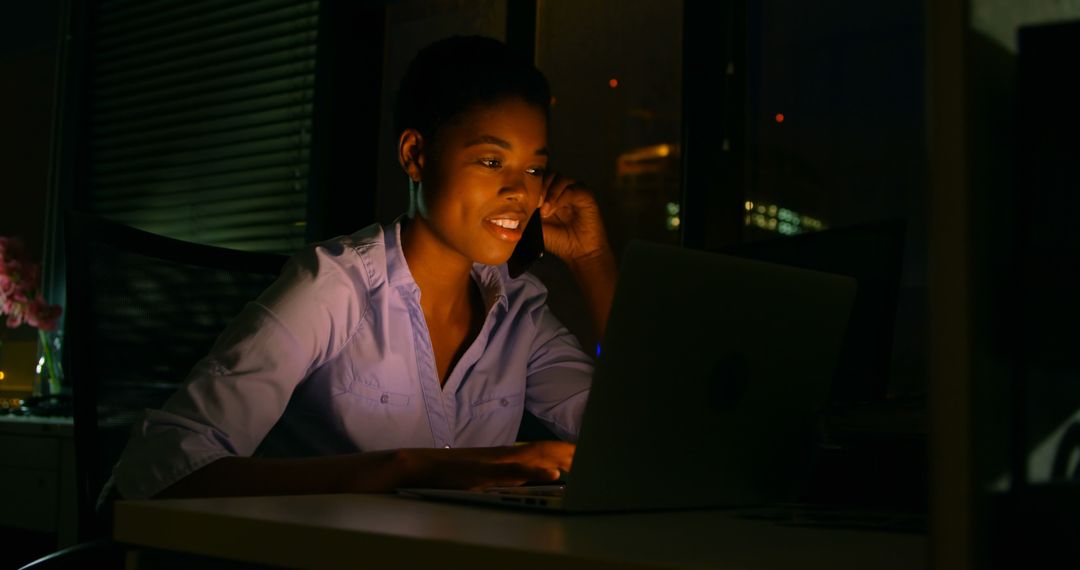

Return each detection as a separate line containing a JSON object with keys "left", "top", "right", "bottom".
{"left": 411, "top": 96, "right": 549, "bottom": 267}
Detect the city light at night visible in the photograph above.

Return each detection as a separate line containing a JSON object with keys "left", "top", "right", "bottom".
{"left": 743, "top": 200, "right": 826, "bottom": 236}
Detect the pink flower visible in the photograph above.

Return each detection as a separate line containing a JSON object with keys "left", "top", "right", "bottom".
{"left": 0, "top": 273, "right": 14, "bottom": 298}
{"left": 20, "top": 264, "right": 40, "bottom": 291}
{"left": 25, "top": 294, "right": 62, "bottom": 332}
{"left": 1, "top": 235, "right": 61, "bottom": 332}
{"left": 24, "top": 301, "right": 40, "bottom": 328}
{"left": 6, "top": 307, "right": 23, "bottom": 329}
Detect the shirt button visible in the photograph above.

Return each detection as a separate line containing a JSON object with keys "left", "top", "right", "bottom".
{"left": 499, "top": 398, "right": 510, "bottom": 407}
{"left": 379, "top": 394, "right": 389, "bottom": 404}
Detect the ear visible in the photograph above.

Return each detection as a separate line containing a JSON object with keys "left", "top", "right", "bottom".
{"left": 397, "top": 128, "right": 426, "bottom": 184}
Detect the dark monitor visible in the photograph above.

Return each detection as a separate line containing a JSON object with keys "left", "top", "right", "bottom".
{"left": 714, "top": 219, "right": 906, "bottom": 408}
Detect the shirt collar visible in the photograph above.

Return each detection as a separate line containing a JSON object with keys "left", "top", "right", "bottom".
{"left": 472, "top": 262, "right": 509, "bottom": 314}
{"left": 384, "top": 215, "right": 417, "bottom": 289}
{"left": 385, "top": 216, "right": 508, "bottom": 313}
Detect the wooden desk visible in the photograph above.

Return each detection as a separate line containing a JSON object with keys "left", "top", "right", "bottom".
{"left": 114, "top": 494, "right": 926, "bottom": 569}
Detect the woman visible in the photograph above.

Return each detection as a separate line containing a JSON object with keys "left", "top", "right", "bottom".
{"left": 108, "top": 35, "right": 616, "bottom": 500}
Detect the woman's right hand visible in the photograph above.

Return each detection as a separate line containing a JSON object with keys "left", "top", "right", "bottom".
{"left": 154, "top": 442, "right": 575, "bottom": 498}
{"left": 393, "top": 441, "right": 575, "bottom": 491}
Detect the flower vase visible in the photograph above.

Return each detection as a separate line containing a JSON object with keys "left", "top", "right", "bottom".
{"left": 32, "top": 329, "right": 63, "bottom": 397}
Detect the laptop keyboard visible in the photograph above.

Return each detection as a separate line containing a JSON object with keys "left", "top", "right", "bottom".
{"left": 483, "top": 485, "right": 566, "bottom": 497}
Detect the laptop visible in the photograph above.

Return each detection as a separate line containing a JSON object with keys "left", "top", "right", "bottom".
{"left": 716, "top": 220, "right": 906, "bottom": 408}
{"left": 398, "top": 240, "right": 857, "bottom": 512}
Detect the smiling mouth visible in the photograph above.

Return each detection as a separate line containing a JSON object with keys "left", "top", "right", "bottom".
{"left": 483, "top": 215, "right": 526, "bottom": 241}
{"left": 488, "top": 218, "right": 521, "bottom": 230}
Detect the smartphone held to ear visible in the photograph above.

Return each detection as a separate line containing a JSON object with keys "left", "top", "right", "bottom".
{"left": 507, "top": 209, "right": 544, "bottom": 278}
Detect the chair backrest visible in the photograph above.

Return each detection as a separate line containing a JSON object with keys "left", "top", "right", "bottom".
{"left": 64, "top": 211, "right": 287, "bottom": 540}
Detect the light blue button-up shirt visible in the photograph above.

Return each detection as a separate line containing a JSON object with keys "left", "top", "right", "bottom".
{"left": 110, "top": 219, "right": 593, "bottom": 500}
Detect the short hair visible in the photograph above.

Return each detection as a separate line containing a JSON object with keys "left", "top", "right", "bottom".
{"left": 393, "top": 35, "right": 551, "bottom": 148}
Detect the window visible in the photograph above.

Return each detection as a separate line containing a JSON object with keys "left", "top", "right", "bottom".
{"left": 82, "top": 0, "right": 319, "bottom": 254}
{"left": 532, "top": 0, "right": 684, "bottom": 351}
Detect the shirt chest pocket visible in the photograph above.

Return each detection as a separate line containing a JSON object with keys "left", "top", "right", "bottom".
{"left": 470, "top": 391, "right": 524, "bottom": 419}
{"left": 344, "top": 379, "right": 412, "bottom": 408}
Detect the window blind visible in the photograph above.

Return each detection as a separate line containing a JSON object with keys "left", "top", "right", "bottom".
{"left": 85, "top": 0, "right": 318, "bottom": 253}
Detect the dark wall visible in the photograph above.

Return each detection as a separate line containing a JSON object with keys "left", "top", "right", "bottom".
{"left": 0, "top": 1, "right": 60, "bottom": 341}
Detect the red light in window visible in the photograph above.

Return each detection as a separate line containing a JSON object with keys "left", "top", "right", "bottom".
{"left": 609, "top": 78, "right": 619, "bottom": 88}
{"left": 775, "top": 113, "right": 785, "bottom": 123}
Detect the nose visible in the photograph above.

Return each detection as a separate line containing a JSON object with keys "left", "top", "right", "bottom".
{"left": 498, "top": 172, "right": 529, "bottom": 202}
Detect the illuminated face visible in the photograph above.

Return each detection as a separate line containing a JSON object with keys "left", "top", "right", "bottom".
{"left": 414, "top": 97, "right": 549, "bottom": 266}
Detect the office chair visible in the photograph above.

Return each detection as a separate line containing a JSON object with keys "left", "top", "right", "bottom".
{"left": 19, "top": 211, "right": 288, "bottom": 569}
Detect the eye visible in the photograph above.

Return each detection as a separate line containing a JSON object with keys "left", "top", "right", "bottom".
{"left": 479, "top": 158, "right": 502, "bottom": 169}
{"left": 526, "top": 167, "right": 547, "bottom": 177}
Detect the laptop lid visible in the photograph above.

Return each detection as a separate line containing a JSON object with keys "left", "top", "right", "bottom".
{"left": 716, "top": 220, "right": 906, "bottom": 408}
{"left": 563, "top": 240, "right": 857, "bottom": 511}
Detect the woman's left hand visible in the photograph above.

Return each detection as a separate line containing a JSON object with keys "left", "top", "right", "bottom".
{"left": 538, "top": 172, "right": 610, "bottom": 264}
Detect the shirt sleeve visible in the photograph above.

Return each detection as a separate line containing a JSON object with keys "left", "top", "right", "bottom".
{"left": 522, "top": 285, "right": 594, "bottom": 443}
{"left": 111, "top": 240, "right": 370, "bottom": 500}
